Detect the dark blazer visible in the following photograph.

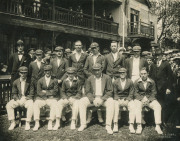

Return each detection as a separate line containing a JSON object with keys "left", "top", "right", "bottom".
{"left": 134, "top": 78, "right": 157, "bottom": 101}
{"left": 152, "top": 60, "right": 173, "bottom": 93}
{"left": 12, "top": 78, "right": 33, "bottom": 100}
{"left": 84, "top": 54, "right": 105, "bottom": 78}
{"left": 61, "top": 78, "right": 82, "bottom": 99}
{"left": 85, "top": 74, "right": 113, "bottom": 103}
{"left": 8, "top": 52, "right": 31, "bottom": 82}
{"left": 104, "top": 52, "right": 125, "bottom": 78}
{"left": 113, "top": 78, "right": 134, "bottom": 101}
{"left": 36, "top": 76, "right": 58, "bottom": 100}
{"left": 68, "top": 52, "right": 88, "bottom": 80}
{"left": 29, "top": 60, "right": 45, "bottom": 82}
{"left": 50, "top": 58, "right": 68, "bottom": 80}
{"left": 125, "top": 57, "right": 148, "bottom": 79}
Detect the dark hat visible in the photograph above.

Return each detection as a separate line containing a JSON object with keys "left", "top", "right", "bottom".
{"left": 133, "top": 46, "right": 141, "bottom": 52}
{"left": 103, "top": 49, "right": 110, "bottom": 54}
{"left": 28, "top": 48, "right": 35, "bottom": 53}
{"left": 55, "top": 46, "right": 63, "bottom": 51}
{"left": 45, "top": 48, "right": 51, "bottom": 54}
{"left": 146, "top": 56, "right": 153, "bottom": 60}
{"left": 119, "top": 47, "right": 126, "bottom": 51}
{"left": 93, "top": 63, "right": 101, "bottom": 70}
{"left": 173, "top": 56, "right": 180, "bottom": 60}
{"left": 35, "top": 49, "right": 43, "bottom": 55}
{"left": 51, "top": 51, "right": 57, "bottom": 55}
{"left": 44, "top": 65, "right": 52, "bottom": 71}
{"left": 155, "top": 48, "right": 162, "bottom": 55}
{"left": 65, "top": 48, "right": 72, "bottom": 53}
{"left": 66, "top": 67, "right": 76, "bottom": 74}
{"left": 122, "top": 51, "right": 130, "bottom": 55}
{"left": 19, "top": 66, "right": 28, "bottom": 72}
{"left": 90, "top": 42, "right": 99, "bottom": 49}
{"left": 17, "top": 39, "right": 24, "bottom": 45}
{"left": 119, "top": 68, "right": 127, "bottom": 73}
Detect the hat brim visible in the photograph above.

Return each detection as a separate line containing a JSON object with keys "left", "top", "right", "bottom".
{"left": 20, "top": 71, "right": 28, "bottom": 73}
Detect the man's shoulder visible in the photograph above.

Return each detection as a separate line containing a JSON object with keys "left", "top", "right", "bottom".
{"left": 13, "top": 78, "right": 20, "bottom": 85}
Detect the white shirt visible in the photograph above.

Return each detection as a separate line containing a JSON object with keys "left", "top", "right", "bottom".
{"left": 112, "top": 52, "right": 118, "bottom": 62}
{"left": 57, "top": 58, "right": 61, "bottom": 67}
{"left": 45, "top": 76, "right": 51, "bottom": 87}
{"left": 20, "top": 78, "right": 26, "bottom": 96}
{"left": 95, "top": 77, "right": 102, "bottom": 96}
{"left": 120, "top": 79, "right": 126, "bottom": 90}
{"left": 143, "top": 81, "right": 148, "bottom": 90}
{"left": 132, "top": 57, "right": 140, "bottom": 76}
{"left": 18, "top": 55, "right": 23, "bottom": 61}
{"left": 73, "top": 50, "right": 84, "bottom": 62}
{"left": 92, "top": 54, "right": 98, "bottom": 64}
{"left": 157, "top": 59, "right": 162, "bottom": 67}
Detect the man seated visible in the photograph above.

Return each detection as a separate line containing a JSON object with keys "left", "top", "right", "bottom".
{"left": 134, "top": 68, "right": 163, "bottom": 134}
{"left": 33, "top": 65, "right": 58, "bottom": 131}
{"left": 53, "top": 67, "right": 82, "bottom": 130}
{"left": 113, "top": 68, "right": 135, "bottom": 133}
{"left": 78, "top": 63, "right": 114, "bottom": 134}
{"left": 6, "top": 66, "right": 33, "bottom": 130}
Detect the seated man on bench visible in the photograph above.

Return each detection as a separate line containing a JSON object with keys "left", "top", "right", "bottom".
{"left": 78, "top": 63, "right": 114, "bottom": 134}
{"left": 33, "top": 65, "right": 58, "bottom": 131}
{"left": 134, "top": 68, "right": 163, "bottom": 134}
{"left": 6, "top": 66, "right": 33, "bottom": 130}
{"left": 53, "top": 67, "right": 82, "bottom": 130}
{"left": 113, "top": 68, "right": 135, "bottom": 133}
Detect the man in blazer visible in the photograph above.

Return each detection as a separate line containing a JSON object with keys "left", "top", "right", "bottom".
{"left": 33, "top": 65, "right": 58, "bottom": 131}
{"left": 84, "top": 42, "right": 105, "bottom": 78}
{"left": 125, "top": 46, "right": 148, "bottom": 82}
{"left": 113, "top": 68, "right": 135, "bottom": 133}
{"left": 50, "top": 46, "right": 68, "bottom": 84}
{"left": 8, "top": 40, "right": 31, "bottom": 83}
{"left": 6, "top": 66, "right": 33, "bottom": 130}
{"left": 133, "top": 68, "right": 163, "bottom": 134}
{"left": 68, "top": 40, "right": 88, "bottom": 86}
{"left": 53, "top": 67, "right": 82, "bottom": 130}
{"left": 78, "top": 63, "right": 114, "bottom": 134}
{"left": 29, "top": 49, "right": 45, "bottom": 97}
{"left": 152, "top": 48, "right": 173, "bottom": 126}
{"left": 104, "top": 41, "right": 125, "bottom": 82}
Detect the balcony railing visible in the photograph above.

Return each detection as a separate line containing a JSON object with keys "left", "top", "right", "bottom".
{"left": 0, "top": 0, "right": 119, "bottom": 34}
{"left": 128, "top": 21, "right": 154, "bottom": 38}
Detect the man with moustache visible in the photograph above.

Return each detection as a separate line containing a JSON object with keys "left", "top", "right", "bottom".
{"left": 8, "top": 39, "right": 31, "bottom": 83}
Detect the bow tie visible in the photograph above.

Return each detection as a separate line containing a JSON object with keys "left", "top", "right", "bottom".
{"left": 18, "top": 52, "right": 24, "bottom": 55}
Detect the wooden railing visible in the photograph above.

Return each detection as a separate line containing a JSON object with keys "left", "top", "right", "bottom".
{"left": 128, "top": 21, "right": 154, "bottom": 38}
{"left": 0, "top": 0, "right": 119, "bottom": 34}
{"left": 0, "top": 75, "right": 11, "bottom": 113}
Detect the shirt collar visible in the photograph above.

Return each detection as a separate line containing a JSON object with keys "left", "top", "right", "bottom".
{"left": 94, "top": 74, "right": 103, "bottom": 79}
{"left": 66, "top": 77, "right": 77, "bottom": 82}
{"left": 45, "top": 76, "right": 51, "bottom": 80}
{"left": 111, "top": 52, "right": 118, "bottom": 55}
{"left": 20, "top": 78, "right": 26, "bottom": 82}
{"left": 137, "top": 78, "right": 152, "bottom": 83}
{"left": 18, "top": 51, "right": 24, "bottom": 55}
{"left": 72, "top": 49, "right": 84, "bottom": 54}
{"left": 34, "top": 59, "right": 44, "bottom": 63}
{"left": 93, "top": 53, "right": 101, "bottom": 57}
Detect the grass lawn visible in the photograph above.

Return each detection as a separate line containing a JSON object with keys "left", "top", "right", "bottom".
{"left": 0, "top": 114, "right": 180, "bottom": 141}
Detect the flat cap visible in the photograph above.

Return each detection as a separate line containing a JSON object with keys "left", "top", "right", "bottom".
{"left": 28, "top": 48, "right": 35, "bottom": 53}
{"left": 65, "top": 48, "right": 72, "bottom": 53}
{"left": 66, "top": 67, "right": 76, "bottom": 73}
{"left": 119, "top": 47, "right": 126, "bottom": 51}
{"left": 55, "top": 46, "right": 63, "bottom": 51}
{"left": 155, "top": 48, "right": 162, "bottom": 55}
{"left": 44, "top": 65, "right": 52, "bottom": 71}
{"left": 119, "top": 68, "right": 127, "bottom": 73}
{"left": 35, "top": 49, "right": 43, "bottom": 55}
{"left": 19, "top": 66, "right": 28, "bottom": 72}
{"left": 17, "top": 39, "right": 24, "bottom": 45}
{"left": 90, "top": 42, "right": 99, "bottom": 48}
{"left": 173, "top": 56, "right": 180, "bottom": 60}
{"left": 45, "top": 48, "right": 51, "bottom": 54}
{"left": 93, "top": 63, "right": 102, "bottom": 70}
{"left": 146, "top": 56, "right": 153, "bottom": 60}
{"left": 103, "top": 49, "right": 110, "bottom": 54}
{"left": 133, "top": 46, "right": 141, "bottom": 51}
{"left": 142, "top": 51, "right": 151, "bottom": 56}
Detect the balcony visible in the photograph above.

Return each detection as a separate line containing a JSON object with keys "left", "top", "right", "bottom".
{"left": 0, "top": 0, "right": 119, "bottom": 40}
{"left": 128, "top": 21, "right": 154, "bottom": 40}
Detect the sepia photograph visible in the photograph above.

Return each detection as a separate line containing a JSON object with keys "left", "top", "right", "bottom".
{"left": 0, "top": 0, "right": 179, "bottom": 140}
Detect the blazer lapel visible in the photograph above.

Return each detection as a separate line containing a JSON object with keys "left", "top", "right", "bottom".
{"left": 24, "top": 81, "right": 29, "bottom": 95}
{"left": 139, "top": 58, "right": 143, "bottom": 70}
{"left": 91, "top": 77, "right": 96, "bottom": 94}
{"left": 20, "top": 55, "right": 26, "bottom": 66}
{"left": 101, "top": 75, "right": 106, "bottom": 94}
{"left": 79, "top": 53, "right": 85, "bottom": 62}
{"left": 72, "top": 54, "right": 77, "bottom": 62}
{"left": 17, "top": 79, "right": 22, "bottom": 94}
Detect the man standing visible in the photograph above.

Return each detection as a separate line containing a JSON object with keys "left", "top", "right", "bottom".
{"left": 125, "top": 46, "right": 148, "bottom": 82}
{"left": 78, "top": 63, "right": 114, "bottom": 134}
{"left": 153, "top": 48, "right": 173, "bottom": 126}
{"left": 68, "top": 40, "right": 88, "bottom": 86}
{"left": 8, "top": 39, "right": 31, "bottom": 83}
{"left": 84, "top": 42, "right": 105, "bottom": 78}
{"left": 33, "top": 65, "right": 58, "bottom": 131}
{"left": 6, "top": 66, "right": 33, "bottom": 130}
{"left": 104, "top": 41, "right": 125, "bottom": 82}
{"left": 113, "top": 68, "right": 135, "bottom": 133}
{"left": 134, "top": 68, "right": 163, "bottom": 135}
{"left": 50, "top": 46, "right": 68, "bottom": 85}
